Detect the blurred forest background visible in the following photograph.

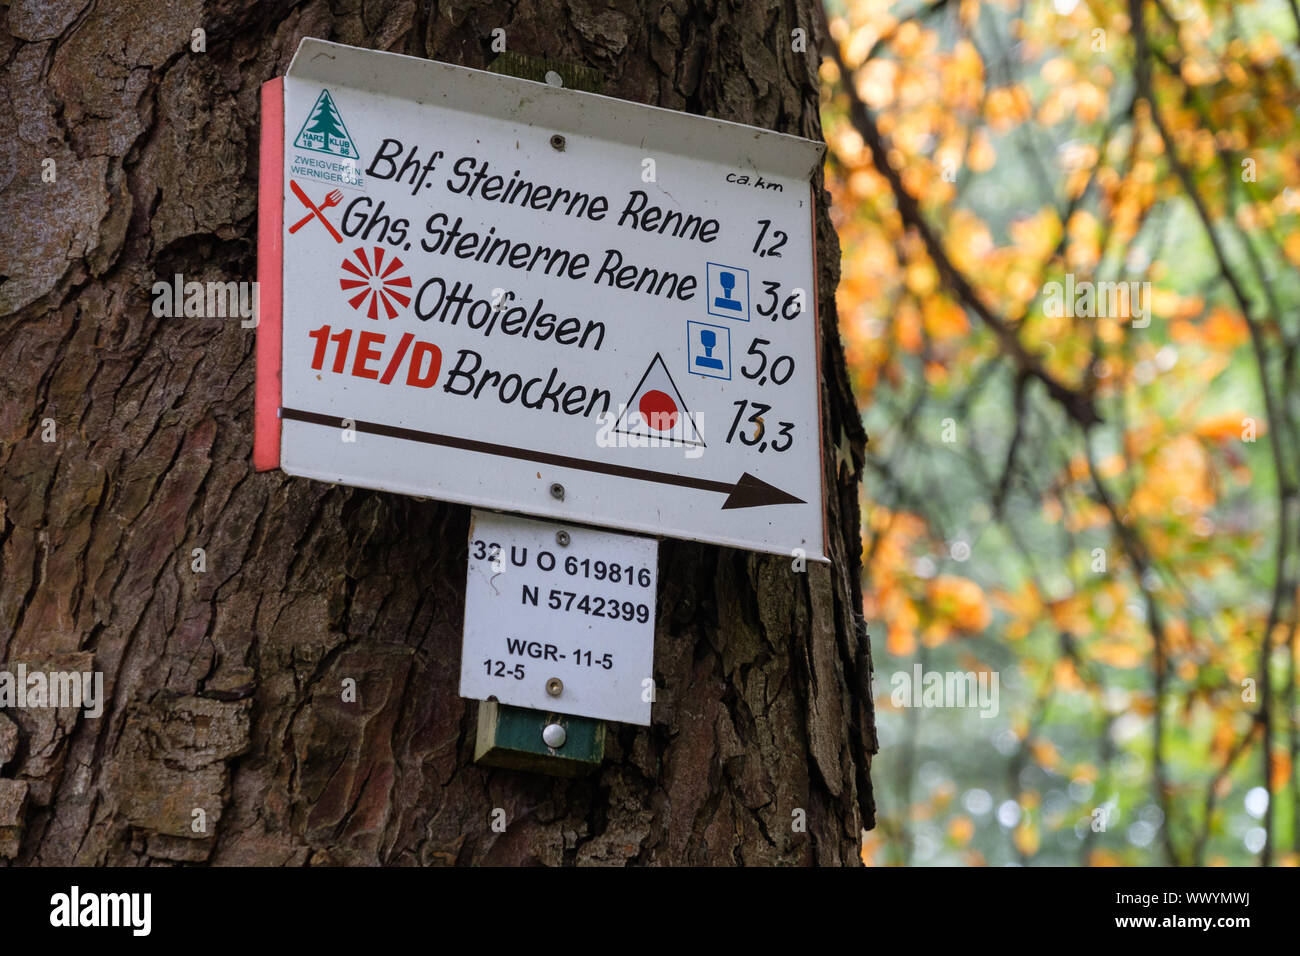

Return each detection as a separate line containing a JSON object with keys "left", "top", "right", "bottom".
{"left": 822, "top": 0, "right": 1300, "bottom": 864}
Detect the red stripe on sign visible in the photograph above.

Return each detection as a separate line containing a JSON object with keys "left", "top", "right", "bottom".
{"left": 809, "top": 183, "right": 830, "bottom": 561}
{"left": 254, "top": 77, "right": 285, "bottom": 472}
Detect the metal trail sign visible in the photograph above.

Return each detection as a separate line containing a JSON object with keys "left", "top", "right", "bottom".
{"left": 257, "top": 38, "right": 828, "bottom": 559}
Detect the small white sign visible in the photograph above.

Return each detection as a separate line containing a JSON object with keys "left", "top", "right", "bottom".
{"left": 459, "top": 510, "right": 657, "bottom": 725}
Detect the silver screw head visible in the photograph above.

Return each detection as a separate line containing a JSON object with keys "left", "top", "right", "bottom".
{"left": 542, "top": 723, "right": 567, "bottom": 748}
{"left": 550, "top": 134, "right": 566, "bottom": 151}
{"left": 556, "top": 530, "right": 570, "bottom": 546}
{"left": 550, "top": 482, "right": 565, "bottom": 500}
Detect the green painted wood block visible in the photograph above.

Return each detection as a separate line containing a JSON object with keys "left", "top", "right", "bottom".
{"left": 474, "top": 701, "right": 605, "bottom": 777}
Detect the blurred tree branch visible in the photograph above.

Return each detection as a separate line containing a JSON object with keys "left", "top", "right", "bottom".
{"left": 825, "top": 37, "right": 1104, "bottom": 428}
{"left": 1132, "top": 0, "right": 1298, "bottom": 865}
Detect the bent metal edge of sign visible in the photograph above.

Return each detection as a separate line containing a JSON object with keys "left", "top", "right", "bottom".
{"left": 256, "top": 38, "right": 829, "bottom": 560}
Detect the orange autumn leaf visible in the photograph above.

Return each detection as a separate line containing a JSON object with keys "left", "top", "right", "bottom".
{"left": 888, "top": 624, "right": 917, "bottom": 656}
{"left": 967, "top": 129, "right": 996, "bottom": 172}
{"left": 1071, "top": 763, "right": 1099, "bottom": 783}
{"left": 1128, "top": 694, "right": 1156, "bottom": 716}
{"left": 894, "top": 298, "right": 923, "bottom": 353}
{"left": 1210, "top": 718, "right": 1238, "bottom": 762}
{"left": 986, "top": 84, "right": 1032, "bottom": 131}
{"left": 1013, "top": 820, "right": 1040, "bottom": 856}
{"left": 1040, "top": 57, "right": 1075, "bottom": 85}
{"left": 948, "top": 816, "right": 975, "bottom": 846}
{"left": 1272, "top": 750, "right": 1292, "bottom": 791}
{"left": 905, "top": 261, "right": 939, "bottom": 297}
{"left": 927, "top": 575, "right": 993, "bottom": 633}
{"left": 1054, "top": 657, "right": 1084, "bottom": 691}
{"left": 1130, "top": 435, "right": 1215, "bottom": 517}
{"left": 921, "top": 620, "right": 953, "bottom": 647}
{"left": 1195, "top": 412, "right": 1258, "bottom": 442}
{"left": 1089, "top": 849, "right": 1124, "bottom": 867}
{"left": 1031, "top": 739, "right": 1062, "bottom": 770}
{"left": 995, "top": 583, "right": 1043, "bottom": 640}
{"left": 860, "top": 830, "right": 886, "bottom": 866}
{"left": 856, "top": 58, "right": 897, "bottom": 109}
{"left": 1284, "top": 231, "right": 1300, "bottom": 267}
{"left": 1201, "top": 307, "right": 1250, "bottom": 348}
{"left": 1092, "top": 639, "right": 1145, "bottom": 669}
{"left": 921, "top": 294, "right": 969, "bottom": 339}
{"left": 1048, "top": 594, "right": 1089, "bottom": 635}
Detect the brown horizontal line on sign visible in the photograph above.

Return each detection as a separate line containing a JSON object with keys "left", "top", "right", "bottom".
{"left": 279, "top": 407, "right": 804, "bottom": 510}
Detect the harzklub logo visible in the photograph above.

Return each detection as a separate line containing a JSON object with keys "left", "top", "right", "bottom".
{"left": 339, "top": 246, "right": 412, "bottom": 319}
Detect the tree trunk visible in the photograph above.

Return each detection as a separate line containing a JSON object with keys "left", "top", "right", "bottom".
{"left": 0, "top": 0, "right": 873, "bottom": 865}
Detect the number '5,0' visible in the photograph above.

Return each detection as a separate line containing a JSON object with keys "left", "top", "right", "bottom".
{"left": 741, "top": 338, "right": 794, "bottom": 385}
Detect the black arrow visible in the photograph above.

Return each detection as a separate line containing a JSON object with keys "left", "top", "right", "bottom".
{"left": 280, "top": 408, "right": 805, "bottom": 510}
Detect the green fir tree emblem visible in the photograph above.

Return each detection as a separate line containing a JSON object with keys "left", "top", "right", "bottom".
{"left": 294, "top": 89, "right": 359, "bottom": 158}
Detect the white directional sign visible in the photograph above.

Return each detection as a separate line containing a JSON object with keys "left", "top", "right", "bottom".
{"left": 459, "top": 510, "right": 657, "bottom": 725}
{"left": 262, "top": 38, "right": 828, "bottom": 558}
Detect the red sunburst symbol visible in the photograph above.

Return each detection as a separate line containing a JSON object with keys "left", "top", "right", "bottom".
{"left": 339, "top": 246, "right": 412, "bottom": 319}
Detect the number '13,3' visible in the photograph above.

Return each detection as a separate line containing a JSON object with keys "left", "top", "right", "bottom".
{"left": 725, "top": 400, "right": 793, "bottom": 452}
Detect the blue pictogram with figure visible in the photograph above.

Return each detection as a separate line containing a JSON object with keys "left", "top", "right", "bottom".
{"left": 687, "top": 321, "right": 731, "bottom": 380}
{"left": 706, "top": 262, "right": 750, "bottom": 321}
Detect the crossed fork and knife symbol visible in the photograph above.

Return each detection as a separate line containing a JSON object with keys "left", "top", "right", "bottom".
{"left": 288, "top": 180, "right": 344, "bottom": 242}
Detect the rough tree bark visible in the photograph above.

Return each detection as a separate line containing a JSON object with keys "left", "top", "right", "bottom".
{"left": 0, "top": 0, "right": 873, "bottom": 865}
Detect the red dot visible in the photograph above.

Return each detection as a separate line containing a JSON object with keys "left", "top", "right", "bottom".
{"left": 638, "top": 389, "right": 678, "bottom": 431}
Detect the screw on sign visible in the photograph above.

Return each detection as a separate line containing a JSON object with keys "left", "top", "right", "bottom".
{"left": 339, "top": 246, "right": 412, "bottom": 319}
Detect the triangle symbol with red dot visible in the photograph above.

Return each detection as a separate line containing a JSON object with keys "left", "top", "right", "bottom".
{"left": 611, "top": 353, "right": 706, "bottom": 447}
